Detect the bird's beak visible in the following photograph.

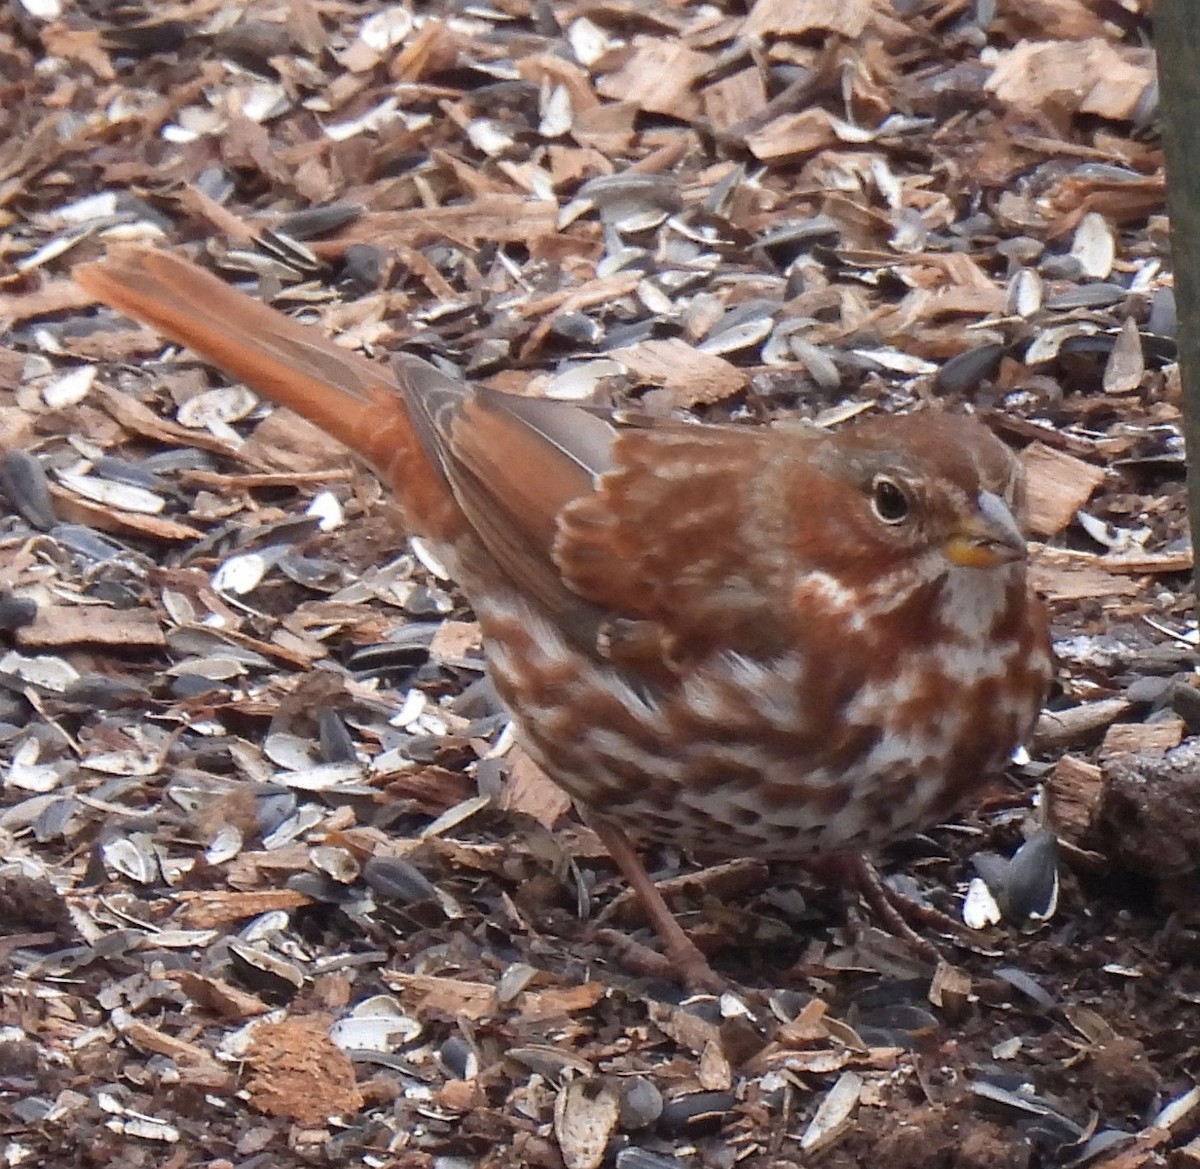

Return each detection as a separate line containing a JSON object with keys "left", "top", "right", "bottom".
{"left": 944, "top": 491, "right": 1027, "bottom": 568}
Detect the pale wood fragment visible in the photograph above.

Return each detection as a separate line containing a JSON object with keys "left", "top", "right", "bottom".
{"left": 595, "top": 37, "right": 709, "bottom": 119}
{"left": 742, "top": 0, "right": 873, "bottom": 38}
{"left": 1046, "top": 754, "right": 1105, "bottom": 840}
{"left": 746, "top": 110, "right": 839, "bottom": 162}
{"left": 1101, "top": 717, "right": 1185, "bottom": 758}
{"left": 609, "top": 337, "right": 749, "bottom": 406}
{"left": 1020, "top": 441, "right": 1106, "bottom": 537}
{"left": 1035, "top": 699, "right": 1132, "bottom": 749}
{"left": 702, "top": 67, "right": 769, "bottom": 134}
{"left": 16, "top": 603, "right": 167, "bottom": 648}
{"left": 987, "top": 39, "right": 1154, "bottom": 120}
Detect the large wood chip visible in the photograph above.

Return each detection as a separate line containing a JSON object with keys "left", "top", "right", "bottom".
{"left": 519, "top": 982, "right": 605, "bottom": 1021}
{"left": 94, "top": 384, "right": 244, "bottom": 460}
{"left": 775, "top": 998, "right": 832, "bottom": 1047}
{"left": 746, "top": 109, "right": 840, "bottom": 162}
{"left": 702, "top": 68, "right": 770, "bottom": 134}
{"left": 595, "top": 36, "right": 709, "bottom": 119}
{"left": 1029, "top": 555, "right": 1140, "bottom": 602}
{"left": 647, "top": 1000, "right": 722, "bottom": 1055}
{"left": 1035, "top": 698, "right": 1132, "bottom": 750}
{"left": 47, "top": 483, "right": 203, "bottom": 542}
{"left": 742, "top": 0, "right": 873, "bottom": 38}
{"left": 63, "top": 325, "right": 170, "bottom": 364}
{"left": 40, "top": 26, "right": 113, "bottom": 80}
{"left": 173, "top": 889, "right": 315, "bottom": 928}
{"left": 517, "top": 53, "right": 601, "bottom": 114}
{"left": 1046, "top": 754, "right": 1105, "bottom": 841}
{"left": 384, "top": 972, "right": 498, "bottom": 1020}
{"left": 16, "top": 604, "right": 166, "bottom": 648}
{"left": 1101, "top": 718, "right": 1185, "bottom": 759}
{"left": 121, "top": 1020, "right": 230, "bottom": 1085}
{"left": 1096, "top": 549, "right": 1193, "bottom": 575}
{"left": 1013, "top": 0, "right": 1138, "bottom": 38}
{"left": 0, "top": 405, "right": 34, "bottom": 449}
{"left": 244, "top": 1014, "right": 364, "bottom": 1124}
{"left": 0, "top": 278, "right": 99, "bottom": 328}
{"left": 240, "top": 406, "right": 354, "bottom": 474}
{"left": 986, "top": 40, "right": 1154, "bottom": 120}
{"left": 497, "top": 747, "right": 572, "bottom": 831}
{"left": 571, "top": 101, "right": 638, "bottom": 154}
{"left": 310, "top": 195, "right": 559, "bottom": 249}
{"left": 610, "top": 338, "right": 749, "bottom": 406}
{"left": 170, "top": 970, "right": 272, "bottom": 1021}
{"left": 195, "top": 621, "right": 330, "bottom": 670}
{"left": 428, "top": 619, "right": 483, "bottom": 665}
{"left": 1020, "top": 442, "right": 1106, "bottom": 537}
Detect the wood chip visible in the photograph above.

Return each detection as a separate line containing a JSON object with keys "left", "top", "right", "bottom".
{"left": 309, "top": 196, "right": 559, "bottom": 250}
{"left": 244, "top": 1014, "right": 364, "bottom": 1125}
{"left": 743, "top": 0, "right": 873, "bottom": 37}
{"left": 1047, "top": 754, "right": 1105, "bottom": 841}
{"left": 986, "top": 40, "right": 1154, "bottom": 120}
{"left": 595, "top": 37, "right": 709, "bottom": 119}
{"left": 1029, "top": 548, "right": 1141, "bottom": 602}
{"left": 170, "top": 971, "right": 272, "bottom": 1021}
{"left": 1035, "top": 699, "right": 1132, "bottom": 749}
{"left": 610, "top": 337, "right": 749, "bottom": 406}
{"left": 46, "top": 483, "right": 204, "bottom": 541}
{"left": 16, "top": 604, "right": 166, "bottom": 648}
{"left": 1021, "top": 443, "right": 1106, "bottom": 537}
{"left": 173, "top": 889, "right": 315, "bottom": 928}
{"left": 747, "top": 109, "right": 840, "bottom": 162}
{"left": 1101, "top": 718, "right": 1185, "bottom": 759}
{"left": 497, "top": 747, "right": 572, "bottom": 832}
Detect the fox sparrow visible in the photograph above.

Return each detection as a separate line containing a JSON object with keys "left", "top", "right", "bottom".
{"left": 75, "top": 247, "right": 1052, "bottom": 985}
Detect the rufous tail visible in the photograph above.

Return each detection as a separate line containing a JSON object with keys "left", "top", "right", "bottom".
{"left": 75, "top": 247, "right": 422, "bottom": 470}
{"left": 74, "top": 246, "right": 455, "bottom": 536}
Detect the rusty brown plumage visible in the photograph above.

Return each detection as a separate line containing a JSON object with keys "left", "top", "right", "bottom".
{"left": 74, "top": 246, "right": 1052, "bottom": 986}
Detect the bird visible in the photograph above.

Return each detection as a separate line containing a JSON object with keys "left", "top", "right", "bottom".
{"left": 74, "top": 245, "right": 1052, "bottom": 986}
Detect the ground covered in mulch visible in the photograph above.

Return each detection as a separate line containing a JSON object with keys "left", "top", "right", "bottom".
{"left": 1, "top": 0, "right": 1198, "bottom": 1166}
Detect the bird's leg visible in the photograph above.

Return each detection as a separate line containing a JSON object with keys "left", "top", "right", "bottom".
{"left": 588, "top": 818, "right": 724, "bottom": 991}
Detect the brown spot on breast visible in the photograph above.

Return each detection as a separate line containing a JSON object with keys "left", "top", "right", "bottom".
{"left": 728, "top": 804, "right": 763, "bottom": 829}
{"left": 683, "top": 754, "right": 767, "bottom": 796}
{"left": 820, "top": 723, "right": 885, "bottom": 777}
{"left": 759, "top": 776, "right": 851, "bottom": 818}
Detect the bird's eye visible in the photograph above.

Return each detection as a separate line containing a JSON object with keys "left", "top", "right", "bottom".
{"left": 870, "top": 476, "right": 910, "bottom": 524}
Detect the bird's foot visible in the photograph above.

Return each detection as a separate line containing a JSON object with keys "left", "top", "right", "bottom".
{"left": 594, "top": 927, "right": 727, "bottom": 993}
{"left": 807, "top": 854, "right": 969, "bottom": 962}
